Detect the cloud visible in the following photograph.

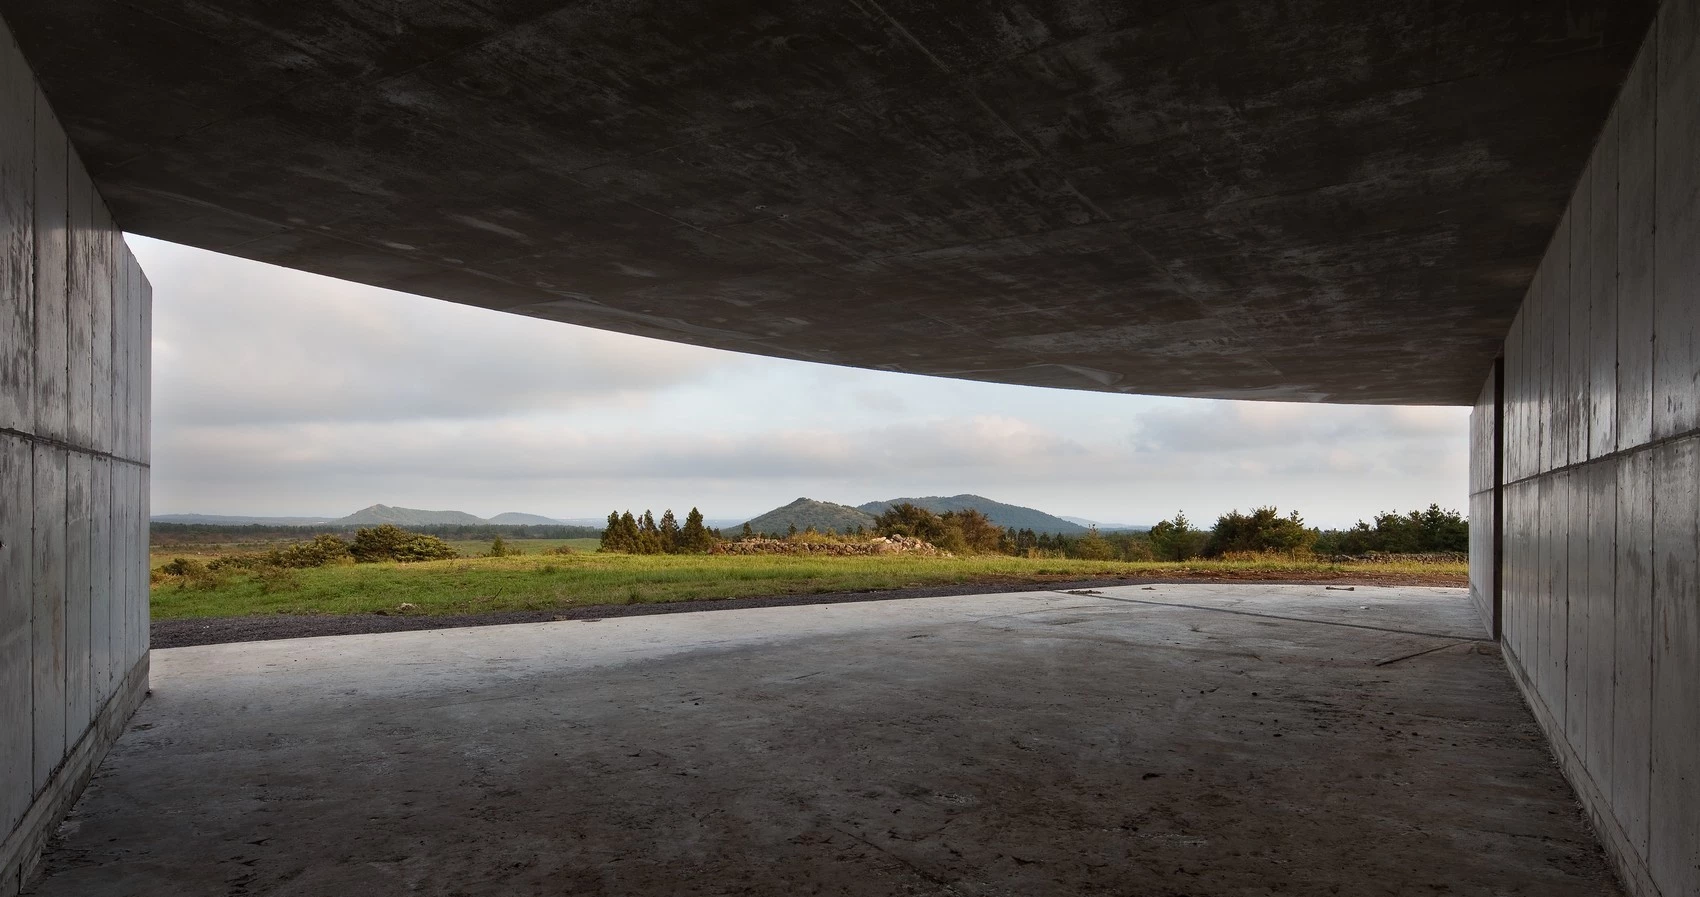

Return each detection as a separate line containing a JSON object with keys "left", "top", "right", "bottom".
{"left": 153, "top": 415, "right": 1096, "bottom": 486}
{"left": 134, "top": 237, "right": 1473, "bottom": 526}
{"left": 853, "top": 389, "right": 907, "bottom": 413}
{"left": 1130, "top": 402, "right": 1463, "bottom": 459}
{"left": 137, "top": 237, "right": 745, "bottom": 426}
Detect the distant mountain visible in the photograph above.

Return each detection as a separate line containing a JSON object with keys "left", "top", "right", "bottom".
{"left": 742, "top": 498, "right": 878, "bottom": 535}
{"left": 1061, "top": 516, "right": 1151, "bottom": 533}
{"left": 553, "top": 517, "right": 616, "bottom": 527}
{"left": 857, "top": 494, "right": 1086, "bottom": 535}
{"left": 333, "top": 504, "right": 487, "bottom": 526}
{"left": 151, "top": 513, "right": 333, "bottom": 526}
{"left": 487, "top": 512, "right": 564, "bottom": 525}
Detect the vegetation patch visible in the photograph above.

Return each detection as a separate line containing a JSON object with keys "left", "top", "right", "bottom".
{"left": 150, "top": 546, "right": 1467, "bottom": 622}
{"left": 712, "top": 535, "right": 946, "bottom": 556}
{"left": 148, "top": 504, "right": 1474, "bottom": 621}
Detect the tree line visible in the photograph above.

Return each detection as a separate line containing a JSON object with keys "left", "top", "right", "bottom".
{"left": 213, "top": 503, "right": 1468, "bottom": 563}
{"left": 1141, "top": 504, "right": 1468, "bottom": 561}
{"left": 599, "top": 508, "right": 719, "bottom": 554}
{"left": 730, "top": 502, "right": 1468, "bottom": 562}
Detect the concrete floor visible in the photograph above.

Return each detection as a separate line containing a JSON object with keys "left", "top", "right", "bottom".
{"left": 25, "top": 585, "right": 1620, "bottom": 896}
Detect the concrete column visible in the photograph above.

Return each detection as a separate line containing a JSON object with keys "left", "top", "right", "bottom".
{"left": 0, "top": 14, "right": 152, "bottom": 896}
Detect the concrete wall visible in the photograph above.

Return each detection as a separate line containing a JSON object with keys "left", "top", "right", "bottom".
{"left": 0, "top": 15, "right": 151, "bottom": 896}
{"left": 1471, "top": 3, "right": 1700, "bottom": 894}
{"left": 1467, "top": 363, "right": 1499, "bottom": 637}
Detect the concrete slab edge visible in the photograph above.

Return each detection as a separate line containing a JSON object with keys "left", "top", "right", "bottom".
{"left": 1502, "top": 644, "right": 1659, "bottom": 897}
{"left": 0, "top": 652, "right": 148, "bottom": 897}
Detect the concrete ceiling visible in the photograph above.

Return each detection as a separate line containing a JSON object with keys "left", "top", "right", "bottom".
{"left": 1, "top": 1, "right": 1656, "bottom": 403}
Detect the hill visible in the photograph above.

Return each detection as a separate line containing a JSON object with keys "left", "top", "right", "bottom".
{"left": 857, "top": 495, "right": 1086, "bottom": 535}
{"left": 1061, "top": 516, "right": 1151, "bottom": 532}
{"left": 333, "top": 504, "right": 487, "bottom": 526}
{"left": 742, "top": 498, "right": 877, "bottom": 535}
{"left": 151, "top": 513, "right": 332, "bottom": 526}
{"left": 487, "top": 512, "right": 564, "bottom": 525}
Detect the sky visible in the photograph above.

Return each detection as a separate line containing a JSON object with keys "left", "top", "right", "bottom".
{"left": 134, "top": 236, "right": 1471, "bottom": 529}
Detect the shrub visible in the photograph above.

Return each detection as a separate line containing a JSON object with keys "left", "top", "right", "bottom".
{"left": 349, "top": 524, "right": 459, "bottom": 563}
{"left": 159, "top": 557, "right": 208, "bottom": 577}
{"left": 943, "top": 509, "right": 1003, "bottom": 555}
{"left": 542, "top": 544, "right": 576, "bottom": 556}
{"left": 1070, "top": 527, "right": 1118, "bottom": 560}
{"left": 1204, "top": 507, "right": 1317, "bottom": 557}
{"left": 156, "top": 557, "right": 232, "bottom": 591}
{"left": 485, "top": 535, "right": 522, "bottom": 558}
{"left": 873, "top": 503, "right": 944, "bottom": 542}
{"left": 269, "top": 534, "right": 352, "bottom": 568}
{"left": 1315, "top": 505, "right": 1469, "bottom": 555}
{"left": 1148, "top": 512, "right": 1205, "bottom": 561}
{"left": 208, "top": 552, "right": 270, "bottom": 572}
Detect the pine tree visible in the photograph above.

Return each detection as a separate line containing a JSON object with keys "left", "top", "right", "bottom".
{"left": 636, "top": 510, "right": 663, "bottom": 554}
{"left": 601, "top": 511, "right": 623, "bottom": 552}
{"left": 740, "top": 522, "right": 754, "bottom": 540}
{"left": 618, "top": 511, "right": 640, "bottom": 553}
{"left": 682, "top": 507, "right": 714, "bottom": 553}
{"left": 659, "top": 509, "right": 681, "bottom": 553}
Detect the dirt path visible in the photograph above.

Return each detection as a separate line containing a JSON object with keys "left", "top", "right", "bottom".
{"left": 151, "top": 569, "right": 1466, "bottom": 648}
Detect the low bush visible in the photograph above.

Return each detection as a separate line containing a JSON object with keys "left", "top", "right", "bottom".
{"left": 158, "top": 557, "right": 208, "bottom": 577}
{"left": 269, "top": 534, "right": 353, "bottom": 568}
{"left": 349, "top": 524, "right": 459, "bottom": 563}
{"left": 154, "top": 557, "right": 233, "bottom": 591}
{"left": 485, "top": 535, "right": 522, "bottom": 558}
{"left": 208, "top": 552, "right": 270, "bottom": 572}
{"left": 1204, "top": 507, "right": 1317, "bottom": 557}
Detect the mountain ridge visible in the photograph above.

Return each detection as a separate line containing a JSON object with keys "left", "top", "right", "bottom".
{"left": 487, "top": 511, "right": 566, "bottom": 525}
{"left": 157, "top": 498, "right": 1099, "bottom": 535}
{"left": 334, "top": 504, "right": 487, "bottom": 526}
{"left": 741, "top": 498, "right": 878, "bottom": 534}
{"left": 151, "top": 513, "right": 335, "bottom": 526}
{"left": 856, "top": 494, "right": 1086, "bottom": 535}
{"left": 1060, "top": 516, "right": 1151, "bottom": 532}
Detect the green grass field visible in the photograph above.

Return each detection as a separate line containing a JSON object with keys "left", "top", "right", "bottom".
{"left": 441, "top": 537, "right": 602, "bottom": 556}
{"left": 148, "top": 541, "right": 1468, "bottom": 621}
{"left": 149, "top": 537, "right": 603, "bottom": 570}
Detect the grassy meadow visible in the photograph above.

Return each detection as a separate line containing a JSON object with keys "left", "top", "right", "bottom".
{"left": 148, "top": 539, "right": 1467, "bottom": 621}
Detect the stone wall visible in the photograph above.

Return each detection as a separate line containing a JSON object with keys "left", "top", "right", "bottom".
{"left": 0, "top": 16, "right": 152, "bottom": 895}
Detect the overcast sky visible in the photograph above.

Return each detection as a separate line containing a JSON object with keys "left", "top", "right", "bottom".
{"left": 134, "top": 236, "right": 1470, "bottom": 529}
